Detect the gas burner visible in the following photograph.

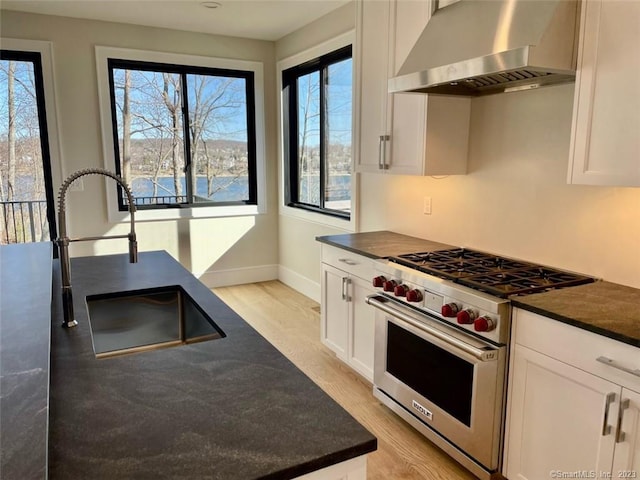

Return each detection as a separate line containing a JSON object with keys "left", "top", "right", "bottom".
{"left": 390, "top": 248, "right": 595, "bottom": 298}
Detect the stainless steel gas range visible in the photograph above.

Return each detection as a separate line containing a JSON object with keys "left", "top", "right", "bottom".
{"left": 366, "top": 248, "right": 594, "bottom": 479}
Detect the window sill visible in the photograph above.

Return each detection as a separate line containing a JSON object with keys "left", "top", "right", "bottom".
{"left": 279, "top": 204, "right": 354, "bottom": 231}
{"left": 108, "top": 204, "right": 263, "bottom": 223}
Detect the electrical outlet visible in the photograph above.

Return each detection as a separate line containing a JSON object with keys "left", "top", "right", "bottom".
{"left": 423, "top": 196, "right": 432, "bottom": 215}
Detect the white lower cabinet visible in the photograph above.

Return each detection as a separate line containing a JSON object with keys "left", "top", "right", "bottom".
{"left": 504, "top": 309, "right": 640, "bottom": 480}
{"left": 322, "top": 263, "right": 350, "bottom": 359}
{"left": 506, "top": 344, "right": 617, "bottom": 479}
{"left": 613, "top": 388, "right": 640, "bottom": 476}
{"left": 321, "top": 245, "right": 375, "bottom": 382}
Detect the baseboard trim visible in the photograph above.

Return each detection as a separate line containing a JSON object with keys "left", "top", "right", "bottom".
{"left": 278, "top": 265, "right": 320, "bottom": 302}
{"left": 197, "top": 264, "right": 278, "bottom": 288}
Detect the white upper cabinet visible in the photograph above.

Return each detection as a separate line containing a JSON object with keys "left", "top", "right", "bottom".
{"left": 355, "top": 0, "right": 471, "bottom": 176}
{"left": 568, "top": 0, "right": 640, "bottom": 186}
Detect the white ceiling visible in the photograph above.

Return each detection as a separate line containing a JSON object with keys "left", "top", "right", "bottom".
{"left": 1, "top": 0, "right": 350, "bottom": 41}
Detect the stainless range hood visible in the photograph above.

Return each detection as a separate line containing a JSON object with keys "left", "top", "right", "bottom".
{"left": 389, "top": 0, "right": 580, "bottom": 96}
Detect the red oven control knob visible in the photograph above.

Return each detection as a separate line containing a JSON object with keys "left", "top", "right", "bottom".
{"left": 406, "top": 289, "right": 423, "bottom": 302}
{"left": 394, "top": 284, "right": 409, "bottom": 297}
{"left": 457, "top": 309, "right": 477, "bottom": 325}
{"left": 383, "top": 280, "right": 398, "bottom": 292}
{"left": 441, "top": 303, "right": 460, "bottom": 318}
{"left": 372, "top": 276, "right": 386, "bottom": 288}
{"left": 474, "top": 316, "right": 496, "bottom": 332}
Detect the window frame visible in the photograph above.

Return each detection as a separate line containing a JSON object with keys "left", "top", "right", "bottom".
{"left": 0, "top": 39, "right": 63, "bottom": 249}
{"left": 96, "top": 46, "right": 266, "bottom": 223}
{"left": 106, "top": 59, "right": 257, "bottom": 212}
{"left": 283, "top": 45, "right": 352, "bottom": 219}
{"left": 278, "top": 32, "right": 356, "bottom": 229}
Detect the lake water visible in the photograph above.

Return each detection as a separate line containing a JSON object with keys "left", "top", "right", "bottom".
{"left": 132, "top": 176, "right": 249, "bottom": 202}
{"left": 131, "top": 175, "right": 351, "bottom": 202}
{"left": 7, "top": 173, "right": 352, "bottom": 203}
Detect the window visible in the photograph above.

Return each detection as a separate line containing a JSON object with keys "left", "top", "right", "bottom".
{"left": 107, "top": 59, "right": 257, "bottom": 211}
{"left": 282, "top": 45, "right": 352, "bottom": 219}
{"left": 0, "top": 49, "right": 57, "bottom": 244}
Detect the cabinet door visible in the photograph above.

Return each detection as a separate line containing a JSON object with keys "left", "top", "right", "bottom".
{"left": 386, "top": 0, "right": 431, "bottom": 175}
{"left": 613, "top": 388, "right": 640, "bottom": 476}
{"left": 356, "top": 0, "right": 391, "bottom": 173}
{"left": 505, "top": 344, "right": 618, "bottom": 480}
{"left": 321, "top": 263, "right": 349, "bottom": 359}
{"left": 568, "top": 0, "right": 640, "bottom": 186}
{"left": 347, "top": 276, "right": 376, "bottom": 382}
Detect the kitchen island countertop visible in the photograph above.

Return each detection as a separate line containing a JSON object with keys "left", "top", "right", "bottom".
{"left": 5, "top": 246, "right": 376, "bottom": 479}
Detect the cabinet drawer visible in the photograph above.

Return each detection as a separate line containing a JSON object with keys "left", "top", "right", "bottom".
{"left": 513, "top": 308, "right": 640, "bottom": 392}
{"left": 321, "top": 244, "right": 374, "bottom": 280}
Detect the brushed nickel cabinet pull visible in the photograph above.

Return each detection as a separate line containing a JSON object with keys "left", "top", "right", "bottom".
{"left": 338, "top": 258, "right": 358, "bottom": 266}
{"left": 602, "top": 392, "right": 616, "bottom": 436}
{"left": 615, "top": 398, "right": 630, "bottom": 443}
{"left": 378, "top": 135, "right": 390, "bottom": 170}
{"left": 341, "top": 277, "right": 351, "bottom": 301}
{"left": 596, "top": 356, "right": 640, "bottom": 378}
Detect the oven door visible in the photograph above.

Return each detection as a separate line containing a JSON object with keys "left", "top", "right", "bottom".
{"left": 367, "top": 294, "right": 506, "bottom": 471}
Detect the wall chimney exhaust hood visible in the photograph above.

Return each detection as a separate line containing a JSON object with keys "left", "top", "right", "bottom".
{"left": 389, "top": 0, "right": 580, "bottom": 96}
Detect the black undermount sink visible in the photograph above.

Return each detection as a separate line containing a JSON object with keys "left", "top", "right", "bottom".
{"left": 85, "top": 286, "right": 225, "bottom": 359}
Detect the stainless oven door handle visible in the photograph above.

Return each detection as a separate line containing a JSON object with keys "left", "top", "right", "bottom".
{"left": 366, "top": 294, "right": 497, "bottom": 362}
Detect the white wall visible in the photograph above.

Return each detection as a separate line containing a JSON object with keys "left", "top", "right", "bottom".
{"left": 360, "top": 84, "right": 640, "bottom": 289}
{"left": 1, "top": 10, "right": 279, "bottom": 286}
{"left": 275, "top": 2, "right": 357, "bottom": 301}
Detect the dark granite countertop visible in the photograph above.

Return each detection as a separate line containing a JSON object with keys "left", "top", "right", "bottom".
{"left": 316, "top": 230, "right": 454, "bottom": 259}
{"left": 512, "top": 281, "right": 640, "bottom": 348}
{"left": 0, "top": 243, "right": 52, "bottom": 480}
{"left": 48, "top": 251, "right": 376, "bottom": 479}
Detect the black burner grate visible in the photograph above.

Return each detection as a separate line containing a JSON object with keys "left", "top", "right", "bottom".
{"left": 391, "top": 248, "right": 594, "bottom": 298}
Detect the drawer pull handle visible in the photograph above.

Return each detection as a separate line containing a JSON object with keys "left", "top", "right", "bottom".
{"left": 596, "top": 356, "right": 640, "bottom": 378}
{"left": 341, "top": 277, "right": 351, "bottom": 302}
{"left": 338, "top": 258, "right": 358, "bottom": 266}
{"left": 616, "top": 398, "right": 630, "bottom": 443}
{"left": 602, "top": 392, "right": 616, "bottom": 436}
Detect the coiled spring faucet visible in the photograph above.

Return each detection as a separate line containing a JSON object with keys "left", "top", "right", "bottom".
{"left": 57, "top": 168, "right": 138, "bottom": 328}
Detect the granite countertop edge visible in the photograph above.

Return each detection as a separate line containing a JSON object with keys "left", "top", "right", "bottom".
{"left": 316, "top": 230, "right": 455, "bottom": 260}
{"left": 510, "top": 280, "right": 640, "bottom": 348}
{"left": 511, "top": 298, "right": 639, "bottom": 348}
{"left": 0, "top": 242, "right": 52, "bottom": 480}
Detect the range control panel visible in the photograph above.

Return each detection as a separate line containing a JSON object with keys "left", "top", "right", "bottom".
{"left": 370, "top": 261, "right": 511, "bottom": 345}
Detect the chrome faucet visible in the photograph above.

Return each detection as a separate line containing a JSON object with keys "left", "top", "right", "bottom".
{"left": 57, "top": 168, "right": 138, "bottom": 328}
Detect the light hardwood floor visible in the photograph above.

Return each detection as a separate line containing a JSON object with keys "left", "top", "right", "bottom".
{"left": 213, "top": 280, "right": 476, "bottom": 480}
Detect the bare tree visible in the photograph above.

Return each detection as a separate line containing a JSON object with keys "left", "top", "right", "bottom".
{"left": 187, "top": 75, "right": 246, "bottom": 200}
{"left": 6, "top": 60, "right": 15, "bottom": 202}
{"left": 297, "top": 73, "right": 321, "bottom": 204}
{"left": 0, "top": 58, "right": 50, "bottom": 243}
{"left": 161, "top": 73, "right": 183, "bottom": 197}
{"left": 121, "top": 69, "right": 132, "bottom": 184}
